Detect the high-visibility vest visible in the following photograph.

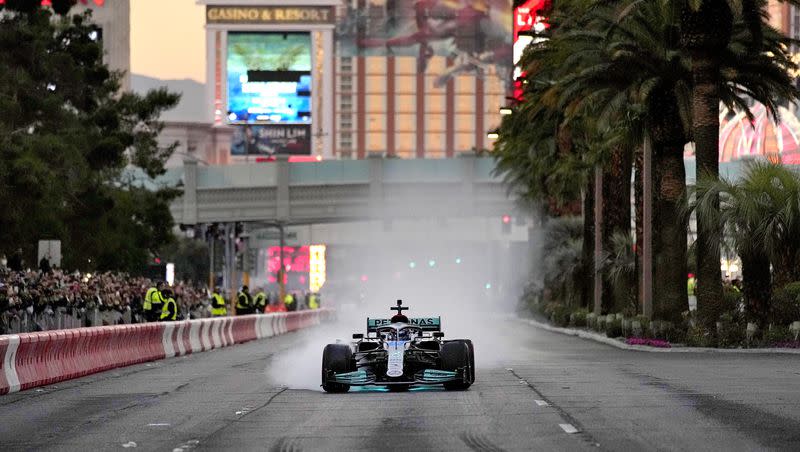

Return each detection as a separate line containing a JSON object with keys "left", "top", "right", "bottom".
{"left": 210, "top": 293, "right": 227, "bottom": 316}
{"left": 309, "top": 294, "right": 319, "bottom": 310}
{"left": 254, "top": 292, "right": 267, "bottom": 310}
{"left": 237, "top": 292, "right": 251, "bottom": 310}
{"left": 144, "top": 287, "right": 158, "bottom": 310}
{"left": 687, "top": 277, "right": 696, "bottom": 296}
{"left": 284, "top": 294, "right": 294, "bottom": 306}
{"left": 160, "top": 298, "right": 178, "bottom": 321}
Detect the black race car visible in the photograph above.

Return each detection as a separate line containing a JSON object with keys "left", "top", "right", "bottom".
{"left": 321, "top": 300, "right": 475, "bottom": 392}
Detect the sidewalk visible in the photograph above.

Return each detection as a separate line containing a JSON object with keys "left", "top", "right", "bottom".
{"left": 517, "top": 316, "right": 800, "bottom": 354}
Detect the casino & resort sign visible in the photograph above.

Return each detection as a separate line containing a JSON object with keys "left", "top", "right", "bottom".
{"left": 206, "top": 6, "right": 335, "bottom": 24}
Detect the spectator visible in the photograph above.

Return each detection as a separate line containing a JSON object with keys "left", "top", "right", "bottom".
{"left": 8, "top": 248, "right": 23, "bottom": 272}
{"left": 0, "top": 266, "right": 212, "bottom": 332}
{"left": 39, "top": 254, "right": 51, "bottom": 274}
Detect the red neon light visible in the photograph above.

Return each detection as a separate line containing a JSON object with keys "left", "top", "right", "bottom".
{"left": 514, "top": 0, "right": 549, "bottom": 40}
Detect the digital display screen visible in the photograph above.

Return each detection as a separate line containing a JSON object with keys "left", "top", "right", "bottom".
{"left": 227, "top": 32, "right": 312, "bottom": 124}
{"left": 267, "top": 246, "right": 310, "bottom": 291}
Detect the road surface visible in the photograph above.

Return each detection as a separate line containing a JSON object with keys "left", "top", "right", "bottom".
{"left": 1, "top": 317, "right": 799, "bottom": 451}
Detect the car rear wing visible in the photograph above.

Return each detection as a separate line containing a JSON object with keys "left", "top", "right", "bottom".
{"left": 367, "top": 317, "right": 441, "bottom": 332}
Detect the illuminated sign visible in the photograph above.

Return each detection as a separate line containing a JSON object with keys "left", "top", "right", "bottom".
{"left": 232, "top": 124, "right": 311, "bottom": 155}
{"left": 207, "top": 6, "right": 334, "bottom": 24}
{"left": 514, "top": 0, "right": 549, "bottom": 41}
{"left": 267, "top": 246, "right": 309, "bottom": 290}
{"left": 227, "top": 32, "right": 312, "bottom": 124}
{"left": 309, "top": 245, "right": 326, "bottom": 292}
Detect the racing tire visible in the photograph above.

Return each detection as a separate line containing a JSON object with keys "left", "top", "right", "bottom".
{"left": 440, "top": 341, "right": 472, "bottom": 391}
{"left": 322, "top": 344, "right": 353, "bottom": 393}
{"left": 447, "top": 339, "right": 475, "bottom": 384}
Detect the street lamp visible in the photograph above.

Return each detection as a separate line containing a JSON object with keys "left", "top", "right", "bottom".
{"left": 487, "top": 130, "right": 500, "bottom": 140}
{"left": 499, "top": 107, "right": 513, "bottom": 116}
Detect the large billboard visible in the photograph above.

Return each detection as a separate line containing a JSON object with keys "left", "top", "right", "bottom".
{"left": 226, "top": 32, "right": 312, "bottom": 124}
{"left": 336, "top": 0, "right": 513, "bottom": 87}
{"left": 231, "top": 123, "right": 312, "bottom": 155}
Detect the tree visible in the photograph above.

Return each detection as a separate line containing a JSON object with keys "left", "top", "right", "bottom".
{"left": 554, "top": 0, "right": 691, "bottom": 321}
{"left": 678, "top": 0, "right": 800, "bottom": 325}
{"left": 695, "top": 161, "right": 800, "bottom": 324}
{"left": 0, "top": 3, "right": 180, "bottom": 272}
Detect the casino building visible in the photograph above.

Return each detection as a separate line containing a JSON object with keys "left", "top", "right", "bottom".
{"left": 183, "top": 0, "right": 516, "bottom": 164}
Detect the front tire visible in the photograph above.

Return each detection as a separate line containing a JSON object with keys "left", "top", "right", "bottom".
{"left": 322, "top": 344, "right": 352, "bottom": 393}
{"left": 440, "top": 341, "right": 472, "bottom": 390}
{"left": 448, "top": 339, "right": 475, "bottom": 384}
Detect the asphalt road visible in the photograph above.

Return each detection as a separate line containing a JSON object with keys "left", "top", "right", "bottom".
{"left": 1, "top": 317, "right": 800, "bottom": 452}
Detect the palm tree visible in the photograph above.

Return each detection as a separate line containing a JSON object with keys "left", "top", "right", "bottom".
{"left": 542, "top": 216, "right": 587, "bottom": 307}
{"left": 554, "top": 0, "right": 692, "bottom": 321}
{"left": 695, "top": 161, "right": 800, "bottom": 324}
{"left": 678, "top": 0, "right": 800, "bottom": 325}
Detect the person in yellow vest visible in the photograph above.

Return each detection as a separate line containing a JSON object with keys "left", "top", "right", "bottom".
{"left": 284, "top": 292, "right": 296, "bottom": 312}
{"left": 308, "top": 292, "right": 319, "bottom": 310}
{"left": 144, "top": 281, "right": 165, "bottom": 322}
{"left": 236, "top": 285, "right": 253, "bottom": 315}
{"left": 210, "top": 287, "right": 227, "bottom": 317}
{"left": 160, "top": 289, "right": 179, "bottom": 321}
{"left": 253, "top": 289, "right": 267, "bottom": 314}
{"left": 687, "top": 273, "right": 697, "bottom": 312}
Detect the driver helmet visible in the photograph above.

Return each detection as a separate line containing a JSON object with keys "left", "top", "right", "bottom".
{"left": 391, "top": 313, "right": 409, "bottom": 323}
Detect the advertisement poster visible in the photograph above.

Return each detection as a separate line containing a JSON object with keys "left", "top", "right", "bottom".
{"left": 227, "top": 32, "right": 312, "bottom": 124}
{"left": 336, "top": 0, "right": 513, "bottom": 87}
{"left": 231, "top": 124, "right": 312, "bottom": 155}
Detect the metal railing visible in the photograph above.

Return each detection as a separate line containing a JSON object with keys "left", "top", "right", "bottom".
{"left": 0, "top": 306, "right": 213, "bottom": 335}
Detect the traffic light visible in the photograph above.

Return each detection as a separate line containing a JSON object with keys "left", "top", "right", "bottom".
{"left": 502, "top": 215, "right": 511, "bottom": 234}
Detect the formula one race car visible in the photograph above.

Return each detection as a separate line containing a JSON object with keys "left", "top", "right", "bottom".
{"left": 321, "top": 300, "right": 475, "bottom": 392}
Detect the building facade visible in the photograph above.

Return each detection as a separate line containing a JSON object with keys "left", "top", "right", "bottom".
{"left": 187, "top": 0, "right": 514, "bottom": 164}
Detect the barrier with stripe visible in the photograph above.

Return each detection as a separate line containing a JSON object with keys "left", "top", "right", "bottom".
{"left": 0, "top": 309, "right": 333, "bottom": 395}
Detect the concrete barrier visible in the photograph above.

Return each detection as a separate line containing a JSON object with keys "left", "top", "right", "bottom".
{"left": 0, "top": 309, "right": 333, "bottom": 395}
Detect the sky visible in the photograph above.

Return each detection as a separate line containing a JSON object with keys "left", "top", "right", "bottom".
{"left": 130, "top": 0, "right": 206, "bottom": 82}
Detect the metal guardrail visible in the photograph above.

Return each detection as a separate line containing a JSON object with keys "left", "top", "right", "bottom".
{"left": 0, "top": 306, "right": 213, "bottom": 335}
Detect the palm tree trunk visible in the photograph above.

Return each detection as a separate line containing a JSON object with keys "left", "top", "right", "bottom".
{"left": 650, "top": 87, "right": 689, "bottom": 323}
{"left": 692, "top": 53, "right": 726, "bottom": 327}
{"left": 652, "top": 142, "right": 689, "bottom": 323}
{"left": 602, "top": 145, "right": 633, "bottom": 313}
{"left": 581, "top": 175, "right": 595, "bottom": 309}
{"left": 634, "top": 147, "right": 643, "bottom": 313}
{"left": 741, "top": 251, "right": 771, "bottom": 325}
{"left": 681, "top": 0, "right": 732, "bottom": 327}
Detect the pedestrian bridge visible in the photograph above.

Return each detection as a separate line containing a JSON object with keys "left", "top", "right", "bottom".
{"left": 168, "top": 157, "right": 515, "bottom": 225}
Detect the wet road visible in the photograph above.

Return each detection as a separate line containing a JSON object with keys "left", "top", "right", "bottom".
{"left": 1, "top": 317, "right": 799, "bottom": 451}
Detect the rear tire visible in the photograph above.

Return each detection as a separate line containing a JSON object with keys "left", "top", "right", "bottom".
{"left": 322, "top": 344, "right": 353, "bottom": 393}
{"left": 440, "top": 342, "right": 471, "bottom": 390}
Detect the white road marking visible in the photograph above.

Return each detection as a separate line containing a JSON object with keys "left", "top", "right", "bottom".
{"left": 148, "top": 423, "right": 170, "bottom": 427}
{"left": 559, "top": 423, "right": 579, "bottom": 434}
{"left": 535, "top": 400, "right": 549, "bottom": 406}
{"left": 121, "top": 441, "right": 137, "bottom": 448}
{"left": 172, "top": 439, "right": 200, "bottom": 452}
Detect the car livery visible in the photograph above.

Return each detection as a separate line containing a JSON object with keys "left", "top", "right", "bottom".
{"left": 321, "top": 300, "right": 475, "bottom": 393}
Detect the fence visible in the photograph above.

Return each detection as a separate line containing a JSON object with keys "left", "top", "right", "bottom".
{"left": 0, "top": 309, "right": 334, "bottom": 395}
{"left": 0, "top": 306, "right": 216, "bottom": 335}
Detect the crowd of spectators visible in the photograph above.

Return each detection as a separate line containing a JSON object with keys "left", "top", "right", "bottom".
{"left": 0, "top": 254, "right": 210, "bottom": 334}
